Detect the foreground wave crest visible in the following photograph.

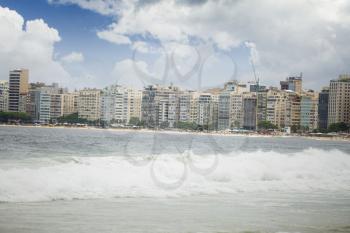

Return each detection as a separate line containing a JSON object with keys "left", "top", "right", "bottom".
{"left": 0, "top": 148, "right": 349, "bottom": 202}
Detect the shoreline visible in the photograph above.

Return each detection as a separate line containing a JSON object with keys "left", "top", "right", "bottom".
{"left": 1, "top": 124, "right": 349, "bottom": 142}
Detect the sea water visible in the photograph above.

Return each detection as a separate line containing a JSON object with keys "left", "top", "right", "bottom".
{"left": 0, "top": 126, "right": 349, "bottom": 233}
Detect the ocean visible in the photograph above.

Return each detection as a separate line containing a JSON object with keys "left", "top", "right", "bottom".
{"left": 0, "top": 126, "right": 350, "bottom": 233}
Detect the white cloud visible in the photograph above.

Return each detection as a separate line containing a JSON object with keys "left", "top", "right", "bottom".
{"left": 97, "top": 29, "right": 131, "bottom": 45}
{"left": 0, "top": 6, "right": 72, "bottom": 87}
{"left": 111, "top": 59, "right": 155, "bottom": 89}
{"left": 50, "top": 0, "right": 350, "bottom": 89}
{"left": 61, "top": 52, "right": 84, "bottom": 63}
{"left": 48, "top": 0, "right": 121, "bottom": 15}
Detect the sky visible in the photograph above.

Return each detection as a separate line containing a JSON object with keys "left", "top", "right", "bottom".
{"left": 0, "top": 0, "right": 349, "bottom": 91}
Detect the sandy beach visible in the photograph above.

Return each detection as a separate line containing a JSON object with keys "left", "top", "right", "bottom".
{"left": 1, "top": 123, "right": 349, "bottom": 142}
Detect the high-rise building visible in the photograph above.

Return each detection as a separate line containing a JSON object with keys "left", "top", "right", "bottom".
{"left": 218, "top": 92, "right": 231, "bottom": 130}
{"left": 100, "top": 85, "right": 140, "bottom": 124}
{"left": 300, "top": 90, "right": 319, "bottom": 130}
{"left": 266, "top": 89, "right": 286, "bottom": 128}
{"left": 126, "top": 88, "right": 142, "bottom": 123}
{"left": 196, "top": 93, "right": 217, "bottom": 128}
{"left": 0, "top": 80, "right": 9, "bottom": 112}
{"left": 284, "top": 91, "right": 301, "bottom": 128}
{"left": 178, "top": 91, "right": 192, "bottom": 123}
{"left": 230, "top": 93, "right": 244, "bottom": 129}
{"left": 280, "top": 75, "right": 302, "bottom": 94}
{"left": 78, "top": 89, "right": 101, "bottom": 121}
{"left": 141, "top": 85, "right": 181, "bottom": 128}
{"left": 100, "top": 93, "right": 116, "bottom": 123}
{"left": 256, "top": 90, "right": 268, "bottom": 123}
{"left": 101, "top": 87, "right": 143, "bottom": 124}
{"left": 50, "top": 94, "right": 64, "bottom": 120}
{"left": 62, "top": 92, "right": 78, "bottom": 116}
{"left": 328, "top": 75, "right": 350, "bottom": 126}
{"left": 243, "top": 94, "right": 257, "bottom": 130}
{"left": 38, "top": 91, "right": 51, "bottom": 123}
{"left": 141, "top": 85, "right": 157, "bottom": 127}
{"left": 26, "top": 89, "right": 51, "bottom": 123}
{"left": 217, "top": 81, "right": 238, "bottom": 130}
{"left": 318, "top": 87, "right": 329, "bottom": 129}
{"left": 8, "top": 69, "right": 29, "bottom": 112}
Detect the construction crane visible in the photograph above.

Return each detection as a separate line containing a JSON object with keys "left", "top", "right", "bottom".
{"left": 250, "top": 59, "right": 260, "bottom": 131}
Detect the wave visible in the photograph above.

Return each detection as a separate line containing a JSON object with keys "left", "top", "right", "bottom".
{"left": 0, "top": 148, "right": 349, "bottom": 202}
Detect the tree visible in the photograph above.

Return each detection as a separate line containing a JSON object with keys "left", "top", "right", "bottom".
{"left": 129, "top": 117, "right": 141, "bottom": 126}
{"left": 328, "top": 122, "right": 349, "bottom": 132}
{"left": 231, "top": 120, "right": 241, "bottom": 129}
{"left": 291, "top": 124, "right": 300, "bottom": 133}
{"left": 175, "top": 121, "right": 199, "bottom": 130}
{"left": 159, "top": 121, "right": 169, "bottom": 129}
{"left": 0, "top": 112, "right": 31, "bottom": 123}
{"left": 258, "top": 120, "right": 277, "bottom": 130}
{"left": 56, "top": 113, "right": 89, "bottom": 124}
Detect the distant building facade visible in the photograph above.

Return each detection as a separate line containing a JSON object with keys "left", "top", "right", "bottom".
{"left": 8, "top": 69, "right": 29, "bottom": 112}
{"left": 328, "top": 75, "right": 350, "bottom": 126}
{"left": 78, "top": 89, "right": 101, "bottom": 121}
{"left": 318, "top": 87, "right": 329, "bottom": 129}
{"left": 0, "top": 80, "right": 9, "bottom": 112}
{"left": 280, "top": 75, "right": 302, "bottom": 94}
{"left": 300, "top": 91, "right": 318, "bottom": 130}
{"left": 243, "top": 95, "right": 257, "bottom": 130}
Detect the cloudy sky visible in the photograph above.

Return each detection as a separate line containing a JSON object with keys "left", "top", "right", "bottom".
{"left": 0, "top": 0, "right": 349, "bottom": 91}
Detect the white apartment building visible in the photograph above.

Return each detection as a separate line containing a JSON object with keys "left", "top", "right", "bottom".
{"left": 0, "top": 80, "right": 9, "bottom": 112}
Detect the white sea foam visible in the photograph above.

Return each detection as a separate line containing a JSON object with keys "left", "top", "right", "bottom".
{"left": 0, "top": 148, "right": 349, "bottom": 202}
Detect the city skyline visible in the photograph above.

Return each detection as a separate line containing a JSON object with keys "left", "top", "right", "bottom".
{"left": 0, "top": 1, "right": 350, "bottom": 90}
{"left": 1, "top": 68, "right": 349, "bottom": 132}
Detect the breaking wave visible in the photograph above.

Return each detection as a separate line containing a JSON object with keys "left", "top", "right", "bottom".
{"left": 0, "top": 148, "right": 349, "bottom": 202}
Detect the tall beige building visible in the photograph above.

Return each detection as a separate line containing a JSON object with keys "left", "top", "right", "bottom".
{"left": 300, "top": 90, "right": 319, "bottom": 130}
{"left": 284, "top": 91, "right": 301, "bottom": 128}
{"left": 78, "top": 89, "right": 101, "bottom": 121}
{"left": 126, "top": 88, "right": 142, "bottom": 122}
{"left": 8, "top": 69, "right": 29, "bottom": 112}
{"left": 62, "top": 92, "right": 79, "bottom": 116}
{"left": 328, "top": 74, "right": 350, "bottom": 125}
{"left": 0, "top": 80, "right": 9, "bottom": 112}
{"left": 266, "top": 89, "right": 286, "bottom": 128}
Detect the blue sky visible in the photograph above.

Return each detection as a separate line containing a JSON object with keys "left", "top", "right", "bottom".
{"left": 0, "top": 0, "right": 255, "bottom": 90}
{"left": 0, "top": 0, "right": 349, "bottom": 90}
{"left": 0, "top": 0, "right": 132, "bottom": 88}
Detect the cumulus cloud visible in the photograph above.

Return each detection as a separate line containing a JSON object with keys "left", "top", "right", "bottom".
{"left": 0, "top": 6, "right": 71, "bottom": 86}
{"left": 50, "top": 0, "right": 350, "bottom": 89}
{"left": 61, "top": 52, "right": 84, "bottom": 63}
{"left": 48, "top": 0, "right": 121, "bottom": 15}
{"left": 97, "top": 29, "right": 131, "bottom": 44}
{"left": 111, "top": 59, "right": 155, "bottom": 89}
